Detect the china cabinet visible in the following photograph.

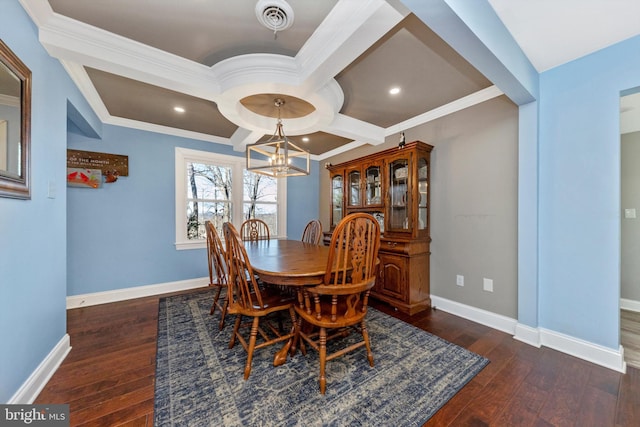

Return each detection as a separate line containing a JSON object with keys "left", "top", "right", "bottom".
{"left": 326, "top": 141, "right": 433, "bottom": 314}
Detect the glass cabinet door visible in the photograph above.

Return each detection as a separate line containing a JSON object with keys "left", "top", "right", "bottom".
{"left": 388, "top": 157, "right": 410, "bottom": 231}
{"left": 417, "top": 157, "right": 428, "bottom": 231}
{"left": 331, "top": 175, "right": 344, "bottom": 228}
{"left": 347, "top": 169, "right": 361, "bottom": 207}
{"left": 364, "top": 164, "right": 382, "bottom": 206}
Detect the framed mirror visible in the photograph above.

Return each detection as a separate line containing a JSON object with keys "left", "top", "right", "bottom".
{"left": 0, "top": 39, "right": 31, "bottom": 199}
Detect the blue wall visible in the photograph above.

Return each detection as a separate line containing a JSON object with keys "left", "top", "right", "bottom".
{"left": 67, "top": 125, "right": 320, "bottom": 296}
{"left": 286, "top": 161, "right": 321, "bottom": 240}
{"left": 0, "top": 0, "right": 99, "bottom": 402}
{"left": 538, "top": 35, "right": 640, "bottom": 348}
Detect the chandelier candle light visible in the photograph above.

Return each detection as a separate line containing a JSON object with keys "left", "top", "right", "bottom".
{"left": 246, "top": 98, "right": 311, "bottom": 178}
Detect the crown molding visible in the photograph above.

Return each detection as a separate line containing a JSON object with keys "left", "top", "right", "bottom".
{"left": 23, "top": 0, "right": 220, "bottom": 99}
{"left": 386, "top": 85, "right": 504, "bottom": 135}
{"left": 296, "top": 0, "right": 407, "bottom": 92}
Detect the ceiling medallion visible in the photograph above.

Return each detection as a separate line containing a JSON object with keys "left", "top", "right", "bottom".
{"left": 255, "top": 0, "right": 295, "bottom": 38}
{"left": 246, "top": 98, "right": 310, "bottom": 178}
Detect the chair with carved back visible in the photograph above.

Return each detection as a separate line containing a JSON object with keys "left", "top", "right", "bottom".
{"left": 240, "top": 218, "right": 270, "bottom": 241}
{"left": 223, "top": 222, "right": 296, "bottom": 379}
{"left": 294, "top": 213, "right": 381, "bottom": 394}
{"left": 205, "top": 221, "right": 229, "bottom": 330}
{"left": 301, "top": 219, "right": 323, "bottom": 245}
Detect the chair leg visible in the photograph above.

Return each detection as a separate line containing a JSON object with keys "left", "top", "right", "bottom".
{"left": 229, "top": 315, "right": 242, "bottom": 349}
{"left": 218, "top": 297, "right": 229, "bottom": 330}
{"left": 210, "top": 285, "right": 222, "bottom": 315}
{"left": 319, "top": 327, "right": 327, "bottom": 394}
{"left": 362, "top": 320, "right": 374, "bottom": 367}
{"left": 296, "top": 318, "right": 307, "bottom": 355}
{"left": 244, "top": 317, "right": 260, "bottom": 380}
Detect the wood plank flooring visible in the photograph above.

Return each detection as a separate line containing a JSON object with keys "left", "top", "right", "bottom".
{"left": 621, "top": 309, "right": 640, "bottom": 370}
{"left": 35, "top": 289, "right": 640, "bottom": 426}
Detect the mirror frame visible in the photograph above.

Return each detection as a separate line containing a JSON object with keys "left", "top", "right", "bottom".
{"left": 0, "top": 39, "right": 31, "bottom": 199}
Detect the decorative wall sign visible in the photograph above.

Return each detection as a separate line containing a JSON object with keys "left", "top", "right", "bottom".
{"left": 67, "top": 149, "right": 128, "bottom": 178}
{"left": 67, "top": 168, "right": 101, "bottom": 188}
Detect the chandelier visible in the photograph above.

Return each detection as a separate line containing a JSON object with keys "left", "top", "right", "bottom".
{"left": 246, "top": 98, "right": 310, "bottom": 178}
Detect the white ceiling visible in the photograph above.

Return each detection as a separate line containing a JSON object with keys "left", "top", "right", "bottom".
{"left": 489, "top": 0, "right": 640, "bottom": 134}
{"left": 489, "top": 0, "right": 640, "bottom": 73}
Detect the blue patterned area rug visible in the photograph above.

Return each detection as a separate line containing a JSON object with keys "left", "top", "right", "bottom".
{"left": 154, "top": 289, "right": 489, "bottom": 426}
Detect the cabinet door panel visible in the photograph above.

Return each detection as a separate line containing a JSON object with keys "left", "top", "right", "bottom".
{"left": 364, "top": 163, "right": 382, "bottom": 206}
{"left": 347, "top": 169, "right": 361, "bottom": 207}
{"left": 330, "top": 173, "right": 344, "bottom": 228}
{"left": 378, "top": 252, "right": 407, "bottom": 301}
{"left": 386, "top": 154, "right": 411, "bottom": 233}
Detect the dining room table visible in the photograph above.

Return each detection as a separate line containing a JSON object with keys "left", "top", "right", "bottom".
{"left": 243, "top": 238, "right": 332, "bottom": 287}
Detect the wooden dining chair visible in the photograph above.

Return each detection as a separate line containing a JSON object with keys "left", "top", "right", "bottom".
{"left": 223, "top": 222, "right": 296, "bottom": 379}
{"left": 301, "top": 219, "right": 323, "bottom": 245}
{"left": 294, "top": 212, "right": 381, "bottom": 394}
{"left": 205, "top": 221, "right": 229, "bottom": 330}
{"left": 240, "top": 218, "right": 270, "bottom": 241}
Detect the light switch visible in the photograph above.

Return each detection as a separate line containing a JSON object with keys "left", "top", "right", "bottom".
{"left": 47, "top": 180, "right": 56, "bottom": 199}
{"left": 624, "top": 208, "right": 636, "bottom": 219}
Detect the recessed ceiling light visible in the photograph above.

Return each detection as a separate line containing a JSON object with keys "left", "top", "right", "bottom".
{"left": 174, "top": 106, "right": 185, "bottom": 113}
{"left": 389, "top": 87, "right": 401, "bottom": 95}
{"left": 302, "top": 137, "right": 309, "bottom": 142}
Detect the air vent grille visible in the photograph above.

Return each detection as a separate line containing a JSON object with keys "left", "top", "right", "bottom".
{"left": 256, "top": 0, "right": 294, "bottom": 33}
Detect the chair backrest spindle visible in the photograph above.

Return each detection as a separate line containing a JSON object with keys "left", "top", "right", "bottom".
{"left": 240, "top": 218, "right": 270, "bottom": 241}
{"left": 301, "top": 219, "right": 323, "bottom": 245}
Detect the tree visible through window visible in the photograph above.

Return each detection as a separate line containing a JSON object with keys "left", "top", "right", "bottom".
{"left": 187, "top": 162, "right": 232, "bottom": 240}
{"left": 180, "top": 150, "right": 282, "bottom": 246}
{"left": 243, "top": 171, "right": 278, "bottom": 233}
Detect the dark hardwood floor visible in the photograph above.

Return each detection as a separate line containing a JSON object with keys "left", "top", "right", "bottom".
{"left": 36, "top": 289, "right": 640, "bottom": 426}
{"left": 621, "top": 309, "right": 640, "bottom": 369}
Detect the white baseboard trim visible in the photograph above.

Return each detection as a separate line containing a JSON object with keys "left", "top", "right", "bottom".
{"left": 539, "top": 328, "right": 626, "bottom": 373}
{"left": 514, "top": 322, "right": 541, "bottom": 347}
{"left": 430, "top": 295, "right": 518, "bottom": 335}
{"left": 67, "top": 277, "right": 209, "bottom": 309}
{"left": 431, "top": 295, "right": 626, "bottom": 373}
{"left": 9, "top": 334, "right": 71, "bottom": 404}
{"left": 621, "top": 298, "right": 640, "bottom": 313}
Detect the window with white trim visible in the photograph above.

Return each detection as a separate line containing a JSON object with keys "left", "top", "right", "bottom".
{"left": 175, "top": 147, "right": 286, "bottom": 250}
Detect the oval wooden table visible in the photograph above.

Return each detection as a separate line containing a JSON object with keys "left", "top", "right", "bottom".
{"left": 243, "top": 239, "right": 331, "bottom": 286}
{"left": 243, "top": 239, "right": 331, "bottom": 365}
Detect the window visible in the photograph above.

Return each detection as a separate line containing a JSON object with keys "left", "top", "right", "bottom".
{"left": 175, "top": 147, "right": 286, "bottom": 250}
{"left": 187, "top": 162, "right": 233, "bottom": 240}
{"left": 243, "top": 170, "right": 278, "bottom": 233}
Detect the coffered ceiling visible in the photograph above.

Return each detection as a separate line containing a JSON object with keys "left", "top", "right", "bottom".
{"left": 17, "top": 0, "right": 640, "bottom": 158}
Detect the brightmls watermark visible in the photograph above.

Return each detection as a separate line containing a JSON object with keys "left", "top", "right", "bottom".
{"left": 0, "top": 405, "right": 69, "bottom": 426}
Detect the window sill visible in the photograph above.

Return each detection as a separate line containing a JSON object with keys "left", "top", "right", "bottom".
{"left": 175, "top": 240, "right": 206, "bottom": 251}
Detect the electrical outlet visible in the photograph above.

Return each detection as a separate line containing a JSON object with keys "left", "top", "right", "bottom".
{"left": 456, "top": 275, "right": 464, "bottom": 287}
{"left": 483, "top": 278, "right": 493, "bottom": 292}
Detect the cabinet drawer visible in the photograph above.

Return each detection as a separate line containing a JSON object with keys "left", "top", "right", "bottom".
{"left": 380, "top": 239, "right": 408, "bottom": 254}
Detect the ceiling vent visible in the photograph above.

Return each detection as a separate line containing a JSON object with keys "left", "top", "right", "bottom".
{"left": 255, "top": 0, "right": 294, "bottom": 36}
